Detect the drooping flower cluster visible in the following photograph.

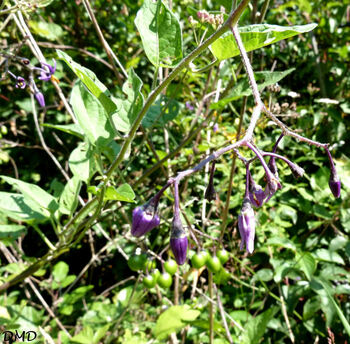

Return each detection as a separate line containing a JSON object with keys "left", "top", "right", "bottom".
{"left": 130, "top": 132, "right": 341, "bottom": 264}
{"left": 1, "top": 52, "right": 57, "bottom": 108}
{"left": 234, "top": 135, "right": 341, "bottom": 253}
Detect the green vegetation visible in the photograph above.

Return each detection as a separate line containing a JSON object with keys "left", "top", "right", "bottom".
{"left": 0, "top": 0, "right": 349, "bottom": 343}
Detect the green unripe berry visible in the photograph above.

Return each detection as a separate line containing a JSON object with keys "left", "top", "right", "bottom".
{"left": 217, "top": 249, "right": 230, "bottom": 264}
{"left": 143, "top": 275, "right": 157, "bottom": 288}
{"left": 127, "top": 253, "right": 147, "bottom": 271}
{"left": 191, "top": 251, "right": 208, "bottom": 269}
{"left": 206, "top": 256, "right": 222, "bottom": 273}
{"left": 164, "top": 259, "right": 178, "bottom": 275}
{"left": 157, "top": 272, "right": 173, "bottom": 288}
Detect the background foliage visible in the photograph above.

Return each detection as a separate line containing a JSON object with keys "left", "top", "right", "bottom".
{"left": 0, "top": 0, "right": 349, "bottom": 343}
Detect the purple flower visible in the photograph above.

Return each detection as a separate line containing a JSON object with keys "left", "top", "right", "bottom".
{"left": 170, "top": 215, "right": 188, "bottom": 265}
{"left": 213, "top": 123, "right": 219, "bottom": 133}
{"left": 15, "top": 77, "right": 26, "bottom": 89}
{"left": 249, "top": 183, "right": 266, "bottom": 207}
{"left": 35, "top": 92, "right": 45, "bottom": 108}
{"left": 238, "top": 198, "right": 256, "bottom": 254}
{"left": 248, "top": 171, "right": 266, "bottom": 207}
{"left": 38, "top": 59, "right": 56, "bottom": 81}
{"left": 131, "top": 202, "right": 160, "bottom": 237}
{"left": 185, "top": 101, "right": 194, "bottom": 111}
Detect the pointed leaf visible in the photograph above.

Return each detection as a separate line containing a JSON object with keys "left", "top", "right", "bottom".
{"left": 43, "top": 123, "right": 84, "bottom": 139}
{"left": 59, "top": 176, "right": 82, "bottom": 216}
{"left": 210, "top": 23, "right": 318, "bottom": 61}
{"left": 70, "top": 81, "right": 116, "bottom": 147}
{"left": 69, "top": 143, "right": 97, "bottom": 183}
{"left": 240, "top": 308, "right": 277, "bottom": 344}
{"left": 112, "top": 69, "right": 144, "bottom": 132}
{"left": 104, "top": 184, "right": 135, "bottom": 203}
{"left": 0, "top": 175, "right": 58, "bottom": 214}
{"left": 142, "top": 94, "right": 183, "bottom": 128}
{"left": 0, "top": 225, "right": 27, "bottom": 240}
{"left": 154, "top": 305, "right": 200, "bottom": 340}
{"left": 57, "top": 49, "right": 117, "bottom": 115}
{"left": 135, "top": 0, "right": 183, "bottom": 67}
{"left": 297, "top": 252, "right": 317, "bottom": 280}
{"left": 313, "top": 248, "right": 345, "bottom": 265}
{"left": 211, "top": 69, "right": 295, "bottom": 109}
{"left": 0, "top": 192, "right": 48, "bottom": 223}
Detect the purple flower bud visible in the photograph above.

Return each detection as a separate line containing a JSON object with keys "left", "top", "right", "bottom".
{"left": 213, "top": 123, "right": 219, "bottom": 133}
{"left": 264, "top": 177, "right": 282, "bottom": 202}
{"left": 15, "top": 77, "right": 26, "bottom": 89}
{"left": 35, "top": 92, "right": 45, "bottom": 108}
{"left": 288, "top": 162, "right": 304, "bottom": 179}
{"left": 268, "top": 157, "right": 279, "bottom": 178}
{"left": 325, "top": 147, "right": 341, "bottom": 198}
{"left": 205, "top": 161, "right": 216, "bottom": 202}
{"left": 238, "top": 198, "right": 255, "bottom": 254}
{"left": 38, "top": 59, "right": 56, "bottom": 81}
{"left": 131, "top": 202, "right": 160, "bottom": 238}
{"left": 170, "top": 215, "right": 188, "bottom": 265}
{"left": 329, "top": 171, "right": 341, "bottom": 198}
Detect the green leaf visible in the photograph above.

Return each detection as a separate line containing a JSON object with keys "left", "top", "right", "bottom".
{"left": 211, "top": 23, "right": 317, "bottom": 61}
{"left": 135, "top": 0, "right": 183, "bottom": 67}
{"left": 36, "top": 0, "right": 55, "bottom": 8}
{"left": 0, "top": 176, "right": 58, "bottom": 214}
{"left": 153, "top": 305, "right": 200, "bottom": 340}
{"left": 43, "top": 123, "right": 85, "bottom": 139}
{"left": 59, "top": 176, "right": 82, "bottom": 216}
{"left": 240, "top": 308, "right": 277, "bottom": 344}
{"left": 142, "top": 95, "right": 183, "bottom": 128}
{"left": 53, "top": 261, "right": 69, "bottom": 283}
{"left": 266, "top": 237, "right": 296, "bottom": 251}
{"left": 71, "top": 326, "right": 94, "bottom": 344}
{"left": 310, "top": 277, "right": 350, "bottom": 333}
{"left": 303, "top": 297, "right": 321, "bottom": 321}
{"left": 211, "top": 69, "right": 295, "bottom": 109}
{"left": 329, "top": 236, "right": 348, "bottom": 251}
{"left": 0, "top": 192, "right": 48, "bottom": 223}
{"left": 29, "top": 20, "right": 64, "bottom": 41}
{"left": 60, "top": 275, "right": 76, "bottom": 288}
{"left": 57, "top": 50, "right": 117, "bottom": 115}
{"left": 69, "top": 143, "right": 97, "bottom": 183}
{"left": 252, "top": 268, "right": 273, "bottom": 282}
{"left": 71, "top": 81, "right": 116, "bottom": 147}
{"left": 104, "top": 184, "right": 135, "bottom": 203}
{"left": 297, "top": 252, "right": 317, "bottom": 280}
{"left": 112, "top": 69, "right": 144, "bottom": 132}
{"left": 71, "top": 325, "right": 110, "bottom": 344}
{"left": 0, "top": 225, "right": 27, "bottom": 240}
{"left": 313, "top": 249, "right": 345, "bottom": 265}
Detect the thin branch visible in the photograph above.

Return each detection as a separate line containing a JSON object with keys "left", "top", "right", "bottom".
{"left": 263, "top": 105, "right": 328, "bottom": 148}
{"left": 31, "top": 93, "right": 70, "bottom": 181}
{"left": 82, "top": 0, "right": 127, "bottom": 80}
{"left": 215, "top": 285, "right": 234, "bottom": 344}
